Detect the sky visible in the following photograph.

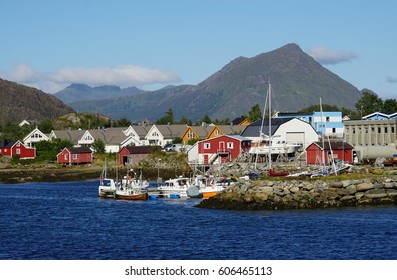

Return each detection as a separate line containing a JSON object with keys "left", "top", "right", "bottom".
{"left": 1, "top": 0, "right": 396, "bottom": 100}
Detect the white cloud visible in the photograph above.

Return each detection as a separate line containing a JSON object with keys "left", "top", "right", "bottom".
{"left": 386, "top": 76, "right": 397, "bottom": 83}
{"left": 307, "top": 47, "right": 357, "bottom": 65}
{"left": 1, "top": 64, "right": 181, "bottom": 93}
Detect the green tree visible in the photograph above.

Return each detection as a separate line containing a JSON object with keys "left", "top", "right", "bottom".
{"left": 383, "top": 99, "right": 397, "bottom": 113}
{"left": 179, "top": 115, "right": 189, "bottom": 125}
{"left": 247, "top": 104, "right": 262, "bottom": 122}
{"left": 38, "top": 118, "right": 54, "bottom": 133}
{"left": 355, "top": 91, "right": 383, "bottom": 117}
{"left": 0, "top": 122, "right": 24, "bottom": 140}
{"left": 200, "top": 114, "right": 212, "bottom": 125}
{"left": 156, "top": 108, "right": 175, "bottom": 124}
{"left": 92, "top": 139, "right": 105, "bottom": 153}
{"left": 113, "top": 117, "right": 132, "bottom": 127}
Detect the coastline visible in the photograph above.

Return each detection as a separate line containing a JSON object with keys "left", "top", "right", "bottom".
{"left": 0, "top": 165, "right": 104, "bottom": 184}
{"left": 197, "top": 175, "right": 397, "bottom": 210}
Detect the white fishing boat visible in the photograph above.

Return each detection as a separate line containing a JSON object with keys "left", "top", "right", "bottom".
{"left": 98, "top": 161, "right": 117, "bottom": 198}
{"left": 157, "top": 176, "right": 191, "bottom": 198}
{"left": 115, "top": 169, "right": 149, "bottom": 200}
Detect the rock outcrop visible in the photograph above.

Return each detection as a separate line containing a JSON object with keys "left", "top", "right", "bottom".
{"left": 197, "top": 177, "right": 397, "bottom": 210}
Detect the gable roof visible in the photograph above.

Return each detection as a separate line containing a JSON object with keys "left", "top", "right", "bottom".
{"left": 23, "top": 128, "right": 49, "bottom": 142}
{"left": 201, "top": 134, "right": 251, "bottom": 143}
{"left": 0, "top": 139, "right": 19, "bottom": 148}
{"left": 66, "top": 147, "right": 93, "bottom": 154}
{"left": 308, "top": 141, "right": 354, "bottom": 151}
{"left": 153, "top": 124, "right": 187, "bottom": 138}
{"left": 240, "top": 118, "right": 294, "bottom": 137}
{"left": 182, "top": 126, "right": 210, "bottom": 139}
{"left": 122, "top": 145, "right": 158, "bottom": 154}
{"left": 50, "top": 129, "right": 85, "bottom": 144}
{"left": 130, "top": 125, "right": 149, "bottom": 139}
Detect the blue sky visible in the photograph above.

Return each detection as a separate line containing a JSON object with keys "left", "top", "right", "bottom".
{"left": 1, "top": 0, "right": 396, "bottom": 100}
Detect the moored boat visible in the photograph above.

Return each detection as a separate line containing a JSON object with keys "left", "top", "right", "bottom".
{"left": 157, "top": 176, "right": 191, "bottom": 198}
{"left": 115, "top": 188, "right": 148, "bottom": 200}
{"left": 98, "top": 161, "right": 117, "bottom": 198}
{"left": 98, "top": 178, "right": 117, "bottom": 198}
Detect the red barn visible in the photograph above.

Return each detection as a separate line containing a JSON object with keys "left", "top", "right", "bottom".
{"left": 0, "top": 140, "right": 36, "bottom": 159}
{"left": 306, "top": 141, "right": 354, "bottom": 165}
{"left": 119, "top": 145, "right": 158, "bottom": 166}
{"left": 57, "top": 147, "right": 93, "bottom": 165}
{"left": 193, "top": 135, "right": 251, "bottom": 165}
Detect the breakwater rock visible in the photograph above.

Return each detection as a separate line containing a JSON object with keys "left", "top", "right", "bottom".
{"left": 197, "top": 177, "right": 397, "bottom": 210}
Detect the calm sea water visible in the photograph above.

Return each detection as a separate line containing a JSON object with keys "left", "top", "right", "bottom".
{"left": 0, "top": 180, "right": 397, "bottom": 260}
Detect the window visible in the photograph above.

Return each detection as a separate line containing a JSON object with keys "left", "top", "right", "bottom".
{"left": 227, "top": 142, "right": 234, "bottom": 149}
{"left": 385, "top": 127, "right": 388, "bottom": 133}
{"left": 378, "top": 127, "right": 381, "bottom": 133}
{"left": 64, "top": 154, "right": 68, "bottom": 160}
{"left": 16, "top": 148, "right": 20, "bottom": 155}
{"left": 72, "top": 154, "right": 77, "bottom": 160}
{"left": 187, "top": 131, "right": 194, "bottom": 139}
{"left": 326, "top": 117, "right": 330, "bottom": 122}
{"left": 332, "top": 128, "right": 336, "bottom": 133}
{"left": 152, "top": 132, "right": 159, "bottom": 137}
{"left": 214, "top": 130, "right": 220, "bottom": 136}
{"left": 204, "top": 143, "right": 210, "bottom": 149}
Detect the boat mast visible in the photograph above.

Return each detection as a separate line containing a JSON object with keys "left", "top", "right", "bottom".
{"left": 268, "top": 80, "right": 272, "bottom": 170}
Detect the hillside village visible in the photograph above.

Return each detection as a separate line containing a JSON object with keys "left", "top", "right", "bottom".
{"left": 1, "top": 109, "right": 396, "bottom": 176}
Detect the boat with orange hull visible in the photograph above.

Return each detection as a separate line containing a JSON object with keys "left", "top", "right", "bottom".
{"left": 115, "top": 191, "right": 148, "bottom": 200}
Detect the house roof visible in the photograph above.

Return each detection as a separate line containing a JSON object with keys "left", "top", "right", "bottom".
{"left": 0, "top": 139, "right": 18, "bottom": 148}
{"left": 308, "top": 141, "right": 354, "bottom": 151}
{"left": 186, "top": 126, "right": 210, "bottom": 138}
{"left": 51, "top": 130, "right": 86, "bottom": 144}
{"left": 276, "top": 112, "right": 312, "bottom": 117}
{"left": 240, "top": 118, "right": 294, "bottom": 137}
{"left": 155, "top": 124, "right": 188, "bottom": 138}
{"left": 67, "top": 147, "right": 93, "bottom": 154}
{"left": 122, "top": 145, "right": 158, "bottom": 154}
{"left": 130, "top": 125, "right": 149, "bottom": 138}
{"left": 88, "top": 129, "right": 129, "bottom": 145}
{"left": 217, "top": 125, "right": 245, "bottom": 135}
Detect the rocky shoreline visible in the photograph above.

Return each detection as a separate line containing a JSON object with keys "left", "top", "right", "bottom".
{"left": 197, "top": 176, "right": 397, "bottom": 210}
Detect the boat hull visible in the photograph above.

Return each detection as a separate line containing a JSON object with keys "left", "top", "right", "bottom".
{"left": 115, "top": 193, "right": 148, "bottom": 200}
{"left": 201, "top": 191, "right": 217, "bottom": 199}
{"left": 98, "top": 189, "right": 115, "bottom": 198}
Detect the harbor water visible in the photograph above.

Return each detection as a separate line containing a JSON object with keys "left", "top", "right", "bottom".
{"left": 1, "top": 180, "right": 397, "bottom": 260}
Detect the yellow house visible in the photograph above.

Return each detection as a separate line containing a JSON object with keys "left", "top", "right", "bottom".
{"left": 206, "top": 125, "right": 245, "bottom": 139}
{"left": 180, "top": 125, "right": 211, "bottom": 144}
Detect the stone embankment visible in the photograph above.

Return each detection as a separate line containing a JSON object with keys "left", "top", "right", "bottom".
{"left": 197, "top": 177, "right": 397, "bottom": 210}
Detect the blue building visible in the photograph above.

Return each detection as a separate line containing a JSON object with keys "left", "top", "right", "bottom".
{"left": 362, "top": 112, "right": 397, "bottom": 120}
{"left": 274, "top": 111, "right": 344, "bottom": 138}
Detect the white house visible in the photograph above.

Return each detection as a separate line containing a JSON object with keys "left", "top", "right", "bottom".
{"left": 145, "top": 124, "right": 187, "bottom": 147}
{"left": 23, "top": 128, "right": 49, "bottom": 148}
{"left": 123, "top": 125, "right": 150, "bottom": 146}
{"left": 241, "top": 118, "right": 319, "bottom": 150}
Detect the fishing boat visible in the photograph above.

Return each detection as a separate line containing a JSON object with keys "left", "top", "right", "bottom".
{"left": 200, "top": 177, "right": 236, "bottom": 198}
{"left": 98, "top": 161, "right": 117, "bottom": 198}
{"left": 115, "top": 169, "right": 149, "bottom": 200}
{"left": 115, "top": 187, "right": 148, "bottom": 200}
{"left": 157, "top": 176, "right": 191, "bottom": 198}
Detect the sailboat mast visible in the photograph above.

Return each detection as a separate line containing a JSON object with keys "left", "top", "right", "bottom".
{"left": 268, "top": 81, "right": 272, "bottom": 169}
{"left": 320, "top": 97, "right": 326, "bottom": 171}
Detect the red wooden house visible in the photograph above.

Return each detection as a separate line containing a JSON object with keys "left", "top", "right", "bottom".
{"left": 57, "top": 147, "right": 93, "bottom": 165}
{"left": 0, "top": 140, "right": 36, "bottom": 159}
{"left": 190, "top": 135, "right": 251, "bottom": 165}
{"left": 119, "top": 145, "right": 159, "bottom": 166}
{"left": 306, "top": 141, "right": 354, "bottom": 165}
